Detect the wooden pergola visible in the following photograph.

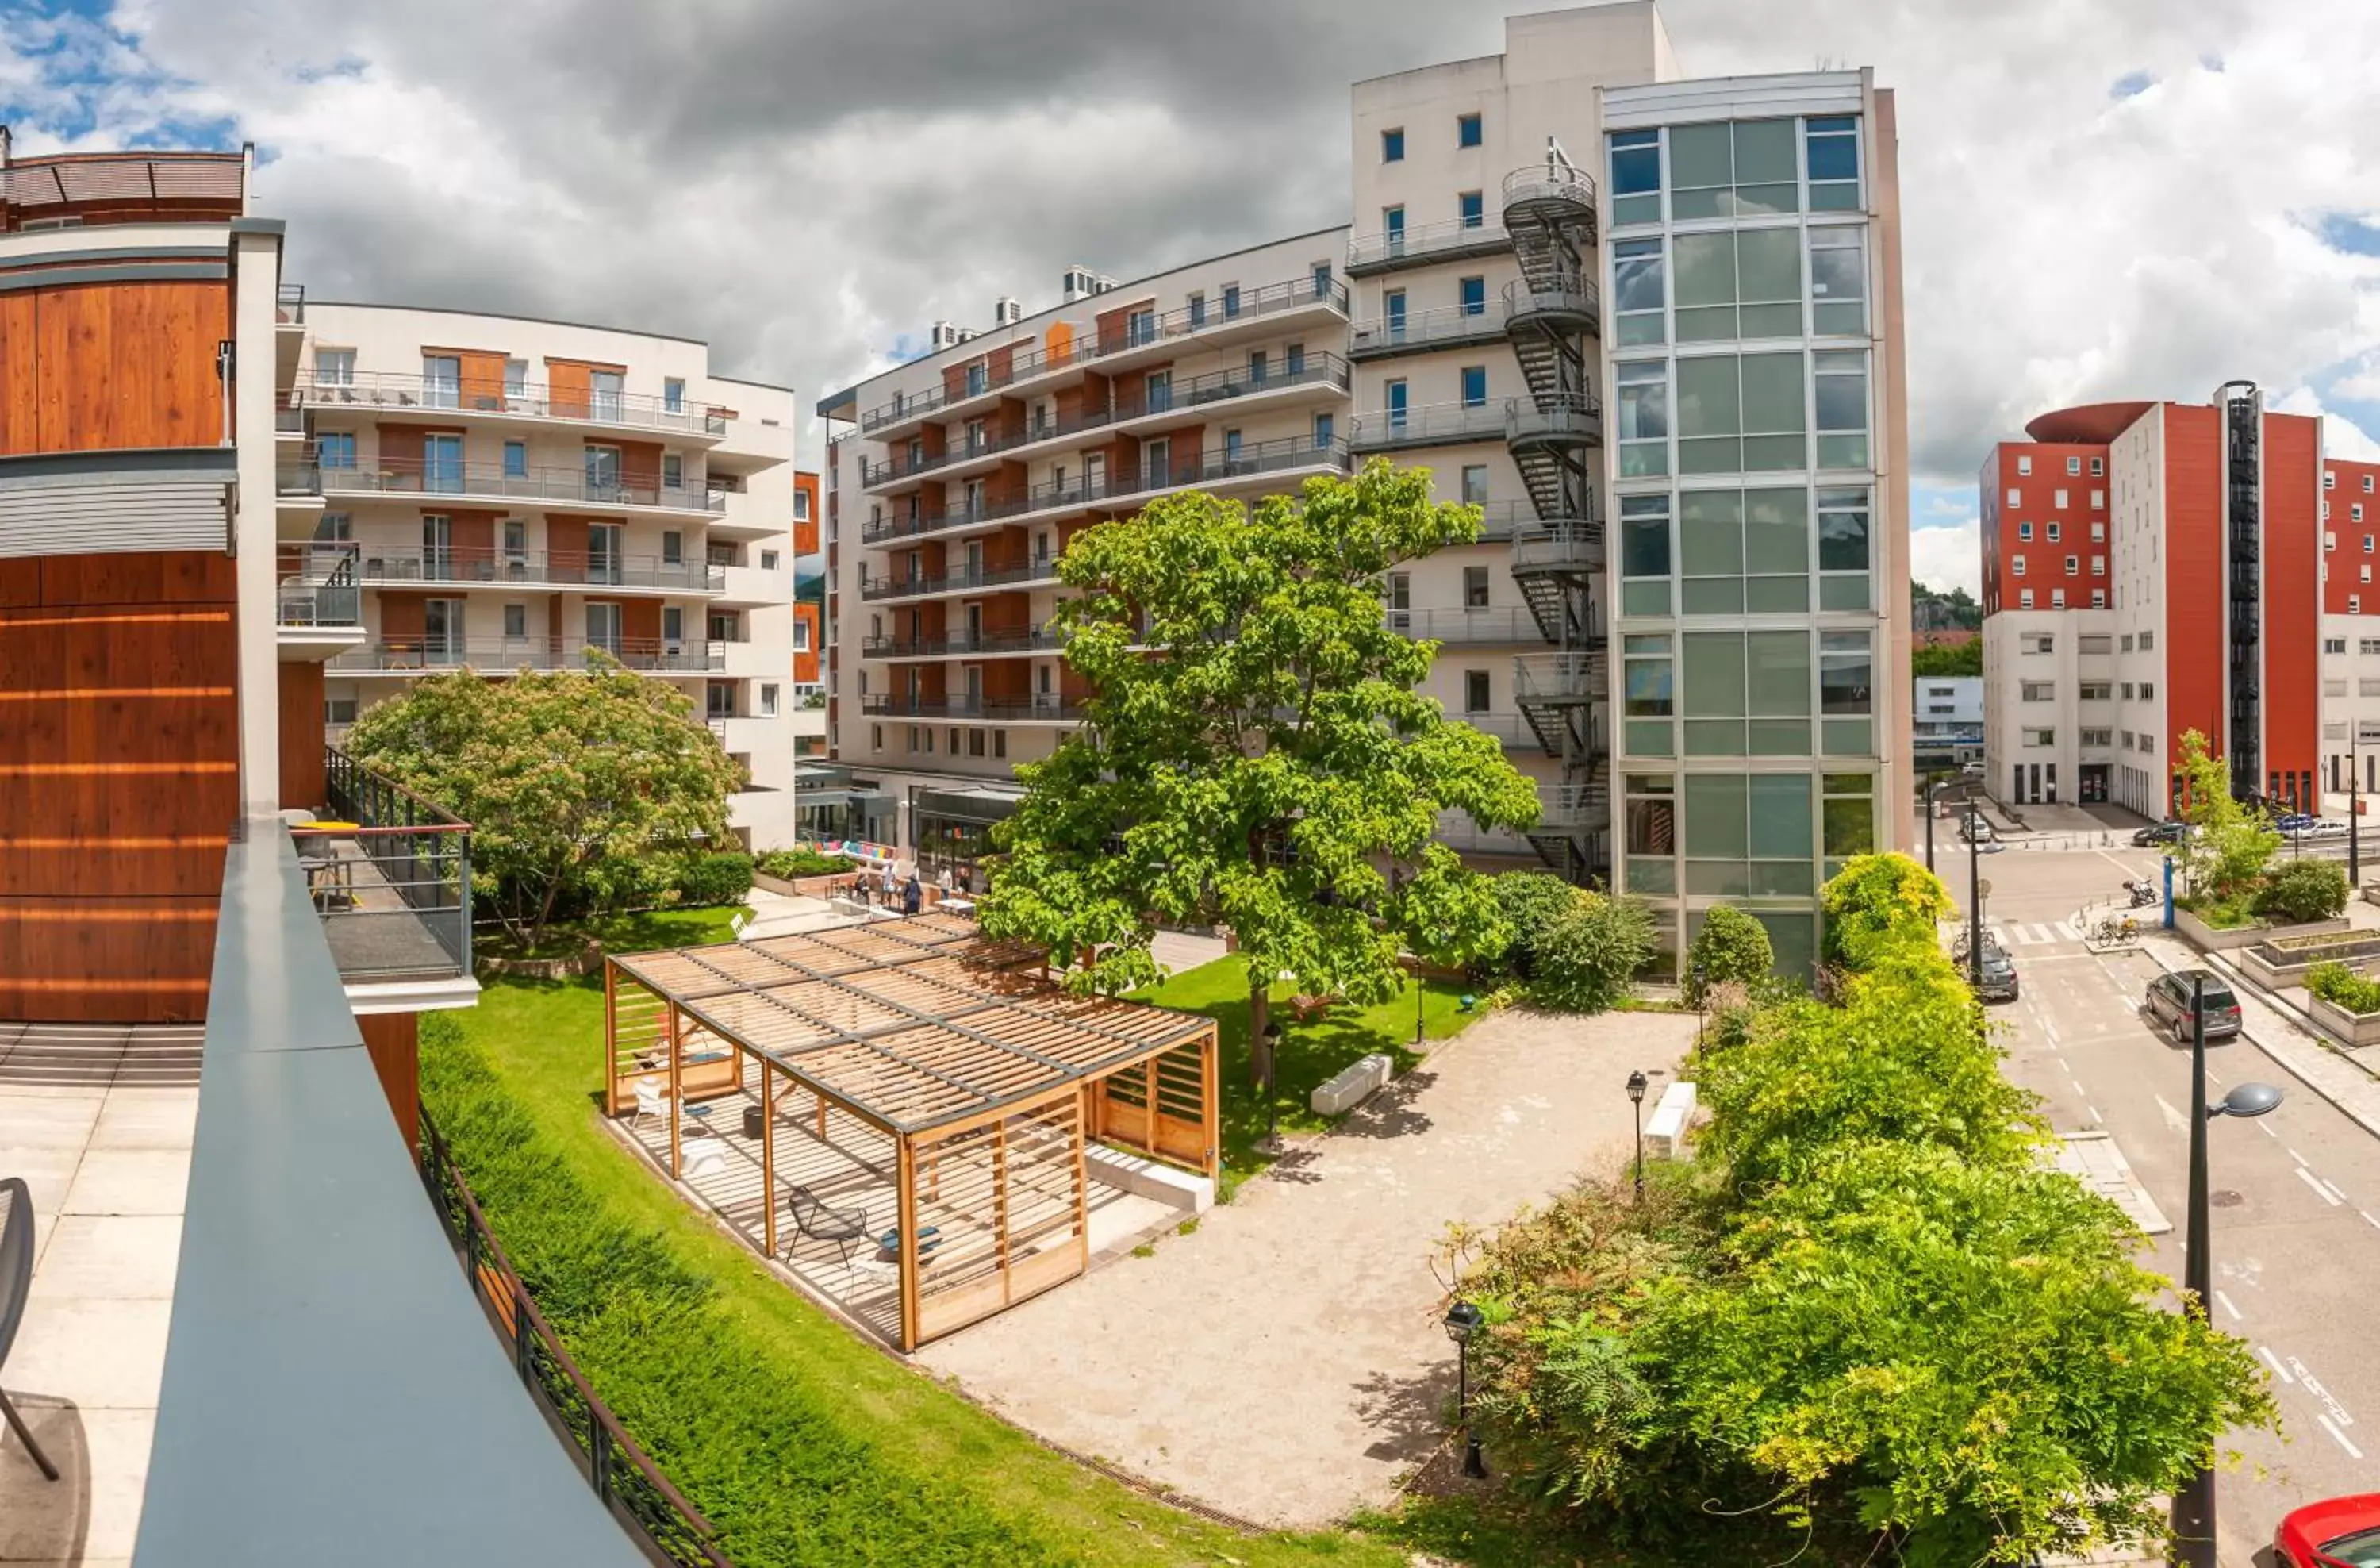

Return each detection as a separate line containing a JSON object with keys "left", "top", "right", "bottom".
{"left": 601, "top": 913, "right": 1219, "bottom": 1350}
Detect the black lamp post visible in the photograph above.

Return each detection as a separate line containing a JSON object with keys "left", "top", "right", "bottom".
{"left": 1923, "top": 768, "right": 1944, "bottom": 874}
{"left": 2169, "top": 973, "right": 2285, "bottom": 1568}
{"left": 1444, "top": 1300, "right": 1487, "bottom": 1479}
{"left": 1626, "top": 1069, "right": 1649, "bottom": 1199}
{"left": 2352, "top": 730, "right": 2363, "bottom": 888}
{"left": 1967, "top": 801, "right": 1986, "bottom": 988}
{"left": 1414, "top": 959, "right": 1430, "bottom": 1050}
{"left": 1691, "top": 963, "right": 1707, "bottom": 1046}
{"left": 1260, "top": 1020, "right": 1284, "bottom": 1151}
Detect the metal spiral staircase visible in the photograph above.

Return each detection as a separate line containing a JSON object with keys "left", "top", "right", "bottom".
{"left": 1500, "top": 148, "right": 1608, "bottom": 885}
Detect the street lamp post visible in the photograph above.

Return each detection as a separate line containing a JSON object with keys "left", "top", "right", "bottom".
{"left": 1923, "top": 768, "right": 1943, "bottom": 874}
{"left": 1967, "top": 801, "right": 1985, "bottom": 988}
{"left": 1261, "top": 1020, "right": 1283, "bottom": 1152}
{"left": 1444, "top": 1300, "right": 1487, "bottom": 1479}
{"left": 2352, "top": 730, "right": 2363, "bottom": 888}
{"left": 2168, "top": 973, "right": 2286, "bottom": 1568}
{"left": 1691, "top": 963, "right": 1707, "bottom": 1047}
{"left": 1626, "top": 1069, "right": 1649, "bottom": 1201}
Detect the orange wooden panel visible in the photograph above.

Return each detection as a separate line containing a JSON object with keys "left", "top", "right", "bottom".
{"left": 358, "top": 1011, "right": 420, "bottom": 1144}
{"left": 0, "top": 292, "right": 37, "bottom": 452}
{"left": 278, "top": 660, "right": 325, "bottom": 811}
{"left": 455, "top": 352, "right": 507, "bottom": 413}
{"left": 0, "top": 896, "right": 219, "bottom": 1023}
{"left": 616, "top": 439, "right": 661, "bottom": 494}
{"left": 546, "top": 361, "right": 591, "bottom": 418}
{"left": 2, "top": 281, "right": 229, "bottom": 455}
{"left": 620, "top": 598, "right": 659, "bottom": 644}
{"left": 378, "top": 424, "right": 424, "bottom": 476}
{"left": 377, "top": 592, "right": 426, "bottom": 643}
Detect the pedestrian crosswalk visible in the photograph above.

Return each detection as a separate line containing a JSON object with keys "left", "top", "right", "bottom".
{"left": 1990, "top": 919, "right": 2088, "bottom": 948}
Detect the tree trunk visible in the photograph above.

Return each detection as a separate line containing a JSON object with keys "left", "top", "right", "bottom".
{"left": 1249, "top": 981, "right": 1271, "bottom": 1089}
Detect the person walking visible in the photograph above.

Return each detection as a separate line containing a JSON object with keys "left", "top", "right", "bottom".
{"left": 881, "top": 864, "right": 899, "bottom": 905}
{"left": 903, "top": 872, "right": 923, "bottom": 916}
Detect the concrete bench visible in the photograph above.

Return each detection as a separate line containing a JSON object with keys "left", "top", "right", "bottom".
{"left": 1084, "top": 1143, "right": 1214, "bottom": 1214}
{"left": 1645, "top": 1081, "right": 1698, "bottom": 1159}
{"left": 1311, "top": 1053, "right": 1393, "bottom": 1116}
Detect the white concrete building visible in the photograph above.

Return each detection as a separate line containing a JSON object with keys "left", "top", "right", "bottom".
{"left": 1914, "top": 674, "right": 1982, "bottom": 736}
{"left": 282, "top": 302, "right": 806, "bottom": 845}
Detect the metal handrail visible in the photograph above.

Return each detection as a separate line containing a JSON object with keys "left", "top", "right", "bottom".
{"left": 276, "top": 549, "right": 360, "bottom": 628}
{"left": 296, "top": 371, "right": 728, "bottom": 437}
{"left": 416, "top": 1111, "right": 730, "bottom": 1566}
{"left": 860, "top": 628, "right": 1066, "bottom": 658}
{"left": 1349, "top": 401, "right": 1509, "bottom": 448}
{"left": 275, "top": 282, "right": 306, "bottom": 323}
{"left": 311, "top": 452, "right": 725, "bottom": 514}
{"left": 859, "top": 354, "right": 1351, "bottom": 491}
{"left": 353, "top": 548, "right": 725, "bottom": 594}
{"left": 1346, "top": 217, "right": 1510, "bottom": 271}
{"left": 1506, "top": 393, "right": 1603, "bottom": 443}
{"left": 322, "top": 747, "right": 473, "bottom": 976}
{"left": 326, "top": 638, "right": 727, "bottom": 674}
{"left": 861, "top": 694, "right": 1086, "bottom": 721}
{"left": 1501, "top": 162, "right": 1598, "bottom": 211}
{"left": 1384, "top": 607, "right": 1541, "bottom": 644}
{"left": 1513, "top": 649, "right": 1609, "bottom": 700}
{"left": 1349, "top": 305, "right": 1506, "bottom": 357}
{"left": 1500, "top": 275, "right": 1601, "bottom": 319}
{"left": 855, "top": 271, "right": 1349, "bottom": 432}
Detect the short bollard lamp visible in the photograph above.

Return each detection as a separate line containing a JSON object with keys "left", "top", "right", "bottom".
{"left": 1626, "top": 1069, "right": 1649, "bottom": 1199}
{"left": 1443, "top": 1299, "right": 1487, "bottom": 1480}
{"left": 1261, "top": 1020, "right": 1284, "bottom": 1151}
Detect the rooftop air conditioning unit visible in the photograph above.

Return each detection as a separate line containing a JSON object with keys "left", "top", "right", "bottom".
{"left": 1061, "top": 267, "right": 1103, "bottom": 304}
{"left": 928, "top": 320, "right": 960, "bottom": 350}
{"left": 993, "top": 296, "right": 1023, "bottom": 325}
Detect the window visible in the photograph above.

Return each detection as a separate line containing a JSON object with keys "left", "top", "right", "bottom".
{"left": 1461, "top": 366, "right": 1488, "bottom": 408}
{"left": 583, "top": 442, "right": 622, "bottom": 496}
{"left": 1672, "top": 117, "right": 1799, "bottom": 219}
{"left": 1458, "top": 190, "right": 1484, "bottom": 229}
{"left": 1612, "top": 238, "right": 1665, "bottom": 346}
{"left": 1679, "top": 771, "right": 1816, "bottom": 899}
{"left": 2327, "top": 470, "right": 2338, "bottom": 490}
{"left": 2018, "top": 521, "right": 2033, "bottom": 541}
{"left": 1680, "top": 628, "right": 1814, "bottom": 758}
{"left": 2121, "top": 633, "right": 2135, "bottom": 651}
{"left": 316, "top": 431, "right": 356, "bottom": 470}
{"left": 1623, "top": 635, "right": 1675, "bottom": 757}
{"left": 2007, "top": 486, "right": 2021, "bottom": 505}
{"left": 2065, "top": 455, "right": 2081, "bottom": 476}
{"left": 1673, "top": 227, "right": 1802, "bottom": 341}
{"left": 1285, "top": 341, "right": 1304, "bottom": 376}
{"left": 662, "top": 453, "right": 682, "bottom": 490}
{"left": 1622, "top": 774, "right": 1677, "bottom": 894}
{"left": 1464, "top": 565, "right": 1491, "bottom": 608}
{"left": 1608, "top": 129, "right": 1662, "bottom": 225}
{"left": 2053, "top": 487, "right": 2070, "bottom": 509}
{"left": 1383, "top": 206, "right": 1407, "bottom": 253}
{"left": 662, "top": 530, "right": 682, "bottom": 565}
{"left": 2121, "top": 682, "right": 2136, "bottom": 699}
{"left": 2091, "top": 490, "right": 2106, "bottom": 509}
{"left": 792, "top": 616, "right": 810, "bottom": 651}
{"left": 1309, "top": 263, "right": 1330, "bottom": 300}
{"left": 1817, "top": 486, "right": 1871, "bottom": 610}
{"left": 424, "top": 433, "right": 463, "bottom": 493}
{"left": 1805, "top": 115, "right": 1862, "bottom": 209}
{"left": 1388, "top": 572, "right": 1411, "bottom": 613}
{"left": 2021, "top": 682, "right": 2055, "bottom": 701}
{"left": 1382, "top": 127, "right": 1404, "bottom": 162}
{"left": 2025, "top": 633, "right": 2054, "bottom": 654}
{"left": 2140, "top": 682, "right": 2155, "bottom": 700}
{"left": 2140, "top": 631, "right": 2154, "bottom": 651}
{"left": 2092, "top": 556, "right": 2106, "bottom": 576}
{"left": 2091, "top": 456, "right": 2105, "bottom": 476}
{"left": 2017, "top": 455, "right": 2033, "bottom": 475}
{"left": 992, "top": 730, "right": 1008, "bottom": 759}
{"left": 422, "top": 354, "right": 460, "bottom": 409}
{"left": 2051, "top": 588, "right": 2067, "bottom": 609}
{"left": 2079, "top": 633, "right": 2112, "bottom": 653}
{"left": 663, "top": 377, "right": 685, "bottom": 413}
{"left": 2362, "top": 638, "right": 2380, "bottom": 655}
{"left": 1807, "top": 225, "right": 1868, "bottom": 336}
{"left": 1384, "top": 287, "right": 1408, "bottom": 337}
{"left": 314, "top": 348, "right": 355, "bottom": 385}
{"left": 1127, "top": 308, "right": 1155, "bottom": 347}
{"left": 502, "top": 604, "right": 526, "bottom": 639}
{"left": 1457, "top": 112, "right": 1482, "bottom": 148}
{"left": 2011, "top": 554, "right": 2026, "bottom": 576}
{"left": 1619, "top": 494, "right": 1673, "bottom": 617}
{"left": 2047, "top": 521, "right": 2062, "bottom": 541}
{"left": 1461, "top": 464, "right": 1489, "bottom": 505}
{"left": 760, "top": 683, "right": 779, "bottom": 717}
{"left": 1222, "top": 283, "right": 1242, "bottom": 317}
{"left": 1679, "top": 488, "right": 1810, "bottom": 615}
{"left": 2326, "top": 637, "right": 2349, "bottom": 655}
{"left": 2092, "top": 521, "right": 2106, "bottom": 541}
{"left": 1384, "top": 379, "right": 1408, "bottom": 432}
{"left": 501, "top": 439, "right": 527, "bottom": 478}
{"left": 1677, "top": 351, "right": 1806, "bottom": 474}
{"left": 1823, "top": 773, "right": 1876, "bottom": 869}
{"left": 663, "top": 606, "right": 683, "bottom": 644}
{"left": 1458, "top": 275, "right": 1487, "bottom": 317}
{"left": 2019, "top": 589, "right": 2034, "bottom": 609}
{"left": 2080, "top": 728, "right": 2113, "bottom": 747}
{"left": 1464, "top": 670, "right": 1491, "bottom": 713}
{"left": 2025, "top": 728, "right": 2056, "bottom": 747}
{"left": 1616, "top": 360, "right": 1668, "bottom": 477}
{"left": 2079, "top": 681, "right": 2112, "bottom": 700}
{"left": 1814, "top": 351, "right": 1868, "bottom": 468}
{"left": 2065, "top": 554, "right": 2079, "bottom": 575}
{"left": 1313, "top": 411, "right": 1335, "bottom": 448}
{"left": 591, "top": 371, "right": 623, "bottom": 421}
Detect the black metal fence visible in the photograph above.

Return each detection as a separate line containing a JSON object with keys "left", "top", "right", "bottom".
{"left": 416, "top": 1112, "right": 732, "bottom": 1567}
{"left": 321, "top": 748, "right": 473, "bottom": 977}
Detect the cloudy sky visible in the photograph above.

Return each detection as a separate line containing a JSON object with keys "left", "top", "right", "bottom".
{"left": 7, "top": 0, "right": 2378, "bottom": 596}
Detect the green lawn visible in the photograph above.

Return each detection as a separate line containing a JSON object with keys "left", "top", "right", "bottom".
{"left": 474, "top": 904, "right": 750, "bottom": 960}
{"left": 1128, "top": 958, "right": 1484, "bottom": 1197}
{"left": 424, "top": 940, "right": 1424, "bottom": 1567}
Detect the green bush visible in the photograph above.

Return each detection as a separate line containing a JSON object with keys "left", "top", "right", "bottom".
{"left": 757, "top": 847, "right": 849, "bottom": 880}
{"left": 2308, "top": 961, "right": 2380, "bottom": 1015}
{"left": 2251, "top": 857, "right": 2350, "bottom": 925}
{"left": 1529, "top": 893, "right": 1657, "bottom": 1013}
{"left": 1490, "top": 871, "right": 1584, "bottom": 977}
{"left": 1683, "top": 905, "right": 1773, "bottom": 1004}
{"left": 669, "top": 851, "right": 754, "bottom": 907}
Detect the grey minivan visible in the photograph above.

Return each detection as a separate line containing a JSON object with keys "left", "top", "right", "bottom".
{"left": 2144, "top": 969, "right": 2242, "bottom": 1043}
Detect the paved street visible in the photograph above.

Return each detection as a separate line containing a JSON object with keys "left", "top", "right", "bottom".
{"left": 1944, "top": 836, "right": 2380, "bottom": 1562}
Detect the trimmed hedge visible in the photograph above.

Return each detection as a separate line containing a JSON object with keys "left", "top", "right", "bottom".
{"left": 670, "top": 851, "right": 754, "bottom": 907}
{"left": 2252, "top": 858, "right": 2350, "bottom": 925}
{"left": 757, "top": 847, "right": 848, "bottom": 881}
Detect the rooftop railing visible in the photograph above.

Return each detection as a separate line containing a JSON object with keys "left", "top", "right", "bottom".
{"left": 317, "top": 747, "right": 473, "bottom": 982}
{"left": 856, "top": 271, "right": 1349, "bottom": 432}
{"left": 296, "top": 371, "right": 729, "bottom": 437}
{"left": 859, "top": 353, "right": 1349, "bottom": 491}
{"left": 310, "top": 452, "right": 725, "bottom": 514}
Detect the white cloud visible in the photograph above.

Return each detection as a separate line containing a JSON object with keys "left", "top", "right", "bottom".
{"left": 1910, "top": 518, "right": 1982, "bottom": 600}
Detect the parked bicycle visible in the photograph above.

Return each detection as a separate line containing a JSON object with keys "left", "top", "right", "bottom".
{"left": 2086, "top": 915, "right": 2140, "bottom": 949}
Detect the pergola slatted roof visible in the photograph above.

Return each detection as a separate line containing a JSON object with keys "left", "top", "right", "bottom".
{"left": 610, "top": 916, "right": 1210, "bottom": 1135}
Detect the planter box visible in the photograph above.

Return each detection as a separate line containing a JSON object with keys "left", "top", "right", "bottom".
{"left": 2239, "top": 933, "right": 2380, "bottom": 990}
{"left": 2309, "top": 991, "right": 2380, "bottom": 1048}
{"left": 2172, "top": 908, "right": 2348, "bottom": 955}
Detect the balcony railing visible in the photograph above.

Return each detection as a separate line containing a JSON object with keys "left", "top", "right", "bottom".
{"left": 1455, "top": 712, "right": 1545, "bottom": 751}
{"left": 275, "top": 281, "right": 305, "bottom": 324}
{"left": 311, "top": 452, "right": 725, "bottom": 514}
{"left": 861, "top": 559, "right": 1060, "bottom": 602}
{"left": 275, "top": 395, "right": 307, "bottom": 435}
{"left": 856, "top": 271, "right": 1350, "bottom": 432}
{"left": 859, "top": 353, "right": 1351, "bottom": 492}
{"left": 861, "top": 694, "right": 1087, "bottom": 722}
{"left": 1502, "top": 162, "right": 1598, "bottom": 219}
{"left": 276, "top": 547, "right": 361, "bottom": 628}
{"left": 1506, "top": 393, "right": 1603, "bottom": 447}
{"left": 352, "top": 547, "right": 724, "bottom": 594}
{"left": 317, "top": 747, "right": 473, "bottom": 982}
{"left": 326, "top": 638, "right": 726, "bottom": 674}
{"left": 862, "top": 628, "right": 1068, "bottom": 658}
{"left": 1349, "top": 306, "right": 1507, "bottom": 359}
{"left": 1346, "top": 217, "right": 1511, "bottom": 273}
{"left": 296, "top": 371, "right": 728, "bottom": 437}
{"left": 862, "top": 434, "right": 1353, "bottom": 549}
{"left": 1513, "top": 649, "right": 1608, "bottom": 702}
{"left": 1384, "top": 606, "right": 1541, "bottom": 644}
{"left": 1349, "top": 401, "right": 1510, "bottom": 451}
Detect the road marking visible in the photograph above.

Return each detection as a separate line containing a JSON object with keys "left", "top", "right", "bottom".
{"left": 2086, "top": 1103, "right": 2103, "bottom": 1122}
{"left": 2259, "top": 1120, "right": 2279, "bottom": 1139}
{"left": 2290, "top": 1355, "right": 2358, "bottom": 1430}
{"left": 2290, "top": 1147, "right": 2311, "bottom": 1167}
{"left": 2319, "top": 1415, "right": 2365, "bottom": 1460}
{"left": 2296, "top": 1166, "right": 2344, "bottom": 1206}
{"left": 2259, "top": 1345, "right": 2295, "bottom": 1383}
{"left": 2155, "top": 1093, "right": 2190, "bottom": 1133}
{"left": 2070, "top": 1078, "right": 2086, "bottom": 1097}
{"left": 2324, "top": 1178, "right": 2353, "bottom": 1205}
{"left": 2362, "top": 1209, "right": 2380, "bottom": 1231}
{"left": 2214, "top": 1288, "right": 2242, "bottom": 1320}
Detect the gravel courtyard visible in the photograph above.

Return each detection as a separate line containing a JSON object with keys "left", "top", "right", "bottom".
{"left": 917, "top": 1003, "right": 1698, "bottom": 1528}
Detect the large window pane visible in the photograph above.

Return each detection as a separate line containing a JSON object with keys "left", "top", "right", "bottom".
{"left": 1610, "top": 129, "right": 1662, "bottom": 225}
{"left": 1824, "top": 793, "right": 1875, "bottom": 858}
{"left": 1673, "top": 233, "right": 1737, "bottom": 343}
{"left": 1748, "top": 773, "right": 1813, "bottom": 858}
{"left": 1817, "top": 486, "right": 1871, "bottom": 570}
{"left": 1683, "top": 774, "right": 1748, "bottom": 858}
{"left": 1614, "top": 238, "right": 1667, "bottom": 346}
{"left": 1810, "top": 225, "right": 1868, "bottom": 336}
{"left": 1624, "top": 635, "right": 1673, "bottom": 716}
{"left": 1815, "top": 350, "right": 1870, "bottom": 470}
{"left": 1743, "top": 487, "right": 1809, "bottom": 574}
{"left": 1747, "top": 631, "right": 1810, "bottom": 716}
{"left": 1820, "top": 630, "right": 1873, "bottom": 714}
{"left": 1621, "top": 494, "right": 1672, "bottom": 578}
{"left": 1682, "top": 632, "right": 1746, "bottom": 717}
{"left": 1676, "top": 356, "right": 1741, "bottom": 475}
{"left": 1736, "top": 228, "right": 1802, "bottom": 338}
{"left": 1730, "top": 120, "right": 1799, "bottom": 215}
{"left": 1754, "top": 910, "right": 1818, "bottom": 977}
{"left": 1669, "top": 123, "right": 1733, "bottom": 220}
{"left": 1740, "top": 352, "right": 1806, "bottom": 472}
{"left": 1618, "top": 361, "right": 1671, "bottom": 478}
{"left": 1679, "top": 490, "right": 1745, "bottom": 573}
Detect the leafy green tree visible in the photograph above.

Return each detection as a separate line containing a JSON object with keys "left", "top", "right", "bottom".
{"left": 2171, "top": 728, "right": 2278, "bottom": 900}
{"left": 1529, "top": 894, "right": 1658, "bottom": 1014}
{"left": 2253, "top": 857, "right": 2349, "bottom": 924}
{"left": 978, "top": 459, "right": 1539, "bottom": 1084}
{"left": 345, "top": 655, "right": 742, "bottom": 946}
{"left": 1910, "top": 638, "right": 1982, "bottom": 678}
{"left": 1821, "top": 851, "right": 1955, "bottom": 970}
{"left": 1682, "top": 905, "right": 1772, "bottom": 1003}
{"left": 1489, "top": 870, "right": 1584, "bottom": 978}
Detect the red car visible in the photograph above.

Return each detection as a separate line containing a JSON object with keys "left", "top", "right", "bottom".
{"left": 2278, "top": 1494, "right": 2380, "bottom": 1567}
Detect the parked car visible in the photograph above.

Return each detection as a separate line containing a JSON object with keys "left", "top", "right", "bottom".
{"left": 2132, "top": 820, "right": 2188, "bottom": 847}
{"left": 1974, "top": 944, "right": 2019, "bottom": 1003}
{"left": 2143, "top": 969, "right": 2243, "bottom": 1043}
{"left": 2275, "top": 1493, "right": 2380, "bottom": 1568}
{"left": 1960, "top": 759, "right": 1985, "bottom": 778}
{"left": 1963, "top": 817, "right": 1997, "bottom": 843}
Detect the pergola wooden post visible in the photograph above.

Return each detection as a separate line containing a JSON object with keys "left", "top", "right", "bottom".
{"left": 895, "top": 1136, "right": 920, "bottom": 1351}
{"left": 760, "top": 1052, "right": 777, "bottom": 1259}
{"left": 666, "top": 999, "right": 683, "bottom": 1178}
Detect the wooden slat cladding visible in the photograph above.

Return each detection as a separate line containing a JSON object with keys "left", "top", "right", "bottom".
{"left": 0, "top": 280, "right": 229, "bottom": 455}
{"left": 278, "top": 660, "right": 325, "bottom": 811}
{"left": 358, "top": 1011, "right": 420, "bottom": 1143}
{"left": 0, "top": 549, "right": 238, "bottom": 1022}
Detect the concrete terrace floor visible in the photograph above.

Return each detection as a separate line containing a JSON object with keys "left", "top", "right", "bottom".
{"left": 917, "top": 1004, "right": 1697, "bottom": 1529}
{"left": 0, "top": 1024, "right": 202, "bottom": 1568}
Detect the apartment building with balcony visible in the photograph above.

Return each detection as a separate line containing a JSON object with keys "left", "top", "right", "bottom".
{"left": 0, "top": 136, "right": 651, "bottom": 1564}
{"left": 1979, "top": 389, "right": 2321, "bottom": 818}
{"left": 2310, "top": 456, "right": 2380, "bottom": 796}
{"left": 278, "top": 302, "right": 806, "bottom": 844}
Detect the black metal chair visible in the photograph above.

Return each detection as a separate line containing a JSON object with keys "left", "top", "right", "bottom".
{"left": 785, "top": 1185, "right": 868, "bottom": 1266}
{"left": 0, "top": 1176, "right": 59, "bottom": 1481}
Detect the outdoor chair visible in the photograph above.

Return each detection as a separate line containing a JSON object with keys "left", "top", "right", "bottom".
{"left": 631, "top": 1076, "right": 669, "bottom": 1129}
{"left": 0, "top": 1177, "right": 60, "bottom": 1482}
{"left": 785, "top": 1184, "right": 869, "bottom": 1266}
